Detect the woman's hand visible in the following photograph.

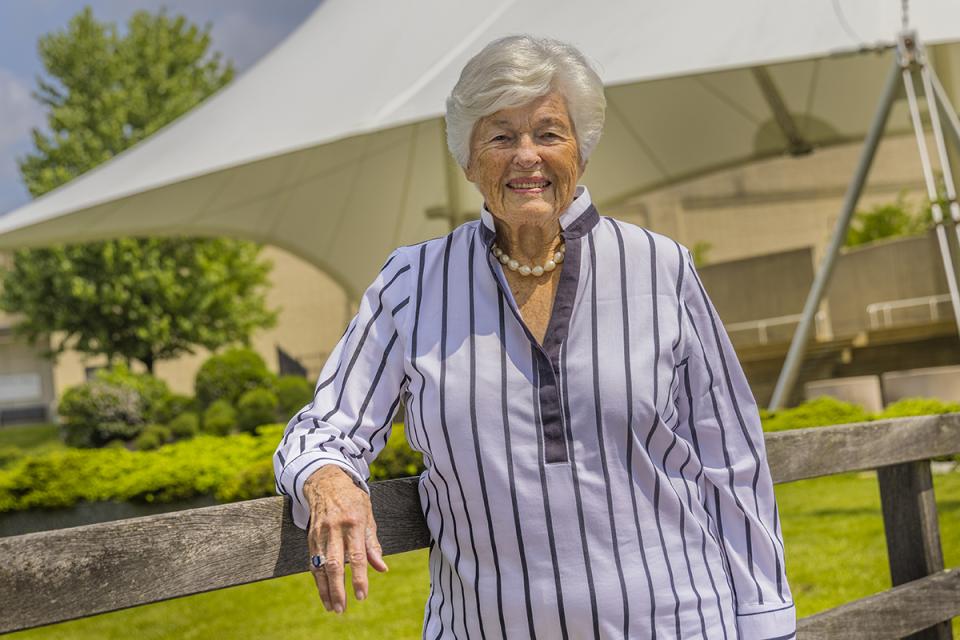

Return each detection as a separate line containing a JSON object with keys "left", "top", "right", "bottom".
{"left": 303, "top": 465, "right": 389, "bottom": 613}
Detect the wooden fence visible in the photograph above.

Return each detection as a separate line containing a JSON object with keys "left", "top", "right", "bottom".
{"left": 2, "top": 414, "right": 960, "bottom": 638}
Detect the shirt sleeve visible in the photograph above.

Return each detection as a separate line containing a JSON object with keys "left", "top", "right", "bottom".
{"left": 273, "top": 248, "right": 412, "bottom": 530}
{"left": 674, "top": 247, "right": 796, "bottom": 639}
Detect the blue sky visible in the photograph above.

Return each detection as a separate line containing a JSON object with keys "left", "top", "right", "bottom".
{"left": 0, "top": 0, "right": 321, "bottom": 214}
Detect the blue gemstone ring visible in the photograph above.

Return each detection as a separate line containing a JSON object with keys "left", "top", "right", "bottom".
{"left": 311, "top": 554, "right": 326, "bottom": 569}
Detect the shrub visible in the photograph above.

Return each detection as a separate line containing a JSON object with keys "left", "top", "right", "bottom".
{"left": 275, "top": 375, "right": 313, "bottom": 416}
{"left": 879, "top": 397, "right": 960, "bottom": 462}
{"left": 95, "top": 364, "right": 172, "bottom": 424}
{"left": 153, "top": 393, "right": 196, "bottom": 425}
{"left": 761, "top": 396, "right": 871, "bottom": 433}
{"left": 0, "top": 446, "right": 23, "bottom": 468}
{"left": 237, "top": 388, "right": 279, "bottom": 433}
{"left": 203, "top": 400, "right": 237, "bottom": 436}
{"left": 0, "top": 431, "right": 279, "bottom": 512}
{"left": 134, "top": 424, "right": 173, "bottom": 451}
{"left": 195, "top": 348, "right": 275, "bottom": 408}
{"left": 369, "top": 425, "right": 425, "bottom": 481}
{"left": 879, "top": 397, "right": 960, "bottom": 418}
{"left": 169, "top": 412, "right": 200, "bottom": 439}
{"left": 216, "top": 458, "right": 274, "bottom": 502}
{"left": 58, "top": 380, "right": 145, "bottom": 447}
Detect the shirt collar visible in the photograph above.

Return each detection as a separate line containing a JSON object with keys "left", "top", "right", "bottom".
{"left": 479, "top": 185, "right": 595, "bottom": 237}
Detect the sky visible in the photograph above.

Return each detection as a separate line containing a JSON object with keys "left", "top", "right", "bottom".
{"left": 0, "top": 0, "right": 322, "bottom": 214}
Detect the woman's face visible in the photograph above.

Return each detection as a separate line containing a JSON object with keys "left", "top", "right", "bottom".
{"left": 465, "top": 92, "right": 584, "bottom": 225}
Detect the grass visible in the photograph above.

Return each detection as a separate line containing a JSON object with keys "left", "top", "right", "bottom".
{"left": 0, "top": 423, "right": 62, "bottom": 452}
{"left": 6, "top": 469, "right": 959, "bottom": 639}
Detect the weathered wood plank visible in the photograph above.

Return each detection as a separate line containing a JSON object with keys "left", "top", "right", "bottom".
{"left": 766, "top": 414, "right": 960, "bottom": 483}
{"left": 798, "top": 568, "right": 960, "bottom": 639}
{"left": 877, "top": 460, "right": 951, "bottom": 640}
{"left": 0, "top": 476, "right": 428, "bottom": 634}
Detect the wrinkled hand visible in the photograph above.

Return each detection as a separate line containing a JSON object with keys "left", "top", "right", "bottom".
{"left": 303, "top": 465, "right": 389, "bottom": 613}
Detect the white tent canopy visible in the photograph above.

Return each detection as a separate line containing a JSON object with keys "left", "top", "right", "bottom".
{"left": 2, "top": 0, "right": 960, "bottom": 297}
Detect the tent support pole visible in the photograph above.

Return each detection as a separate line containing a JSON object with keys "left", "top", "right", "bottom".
{"left": 768, "top": 59, "right": 901, "bottom": 410}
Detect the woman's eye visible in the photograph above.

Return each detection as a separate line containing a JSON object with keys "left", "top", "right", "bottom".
{"left": 491, "top": 134, "right": 509, "bottom": 142}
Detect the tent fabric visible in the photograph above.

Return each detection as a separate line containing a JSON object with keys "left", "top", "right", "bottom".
{"left": 2, "top": 0, "right": 960, "bottom": 297}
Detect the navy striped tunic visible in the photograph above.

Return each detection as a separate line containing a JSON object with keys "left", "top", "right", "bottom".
{"left": 274, "top": 186, "right": 795, "bottom": 639}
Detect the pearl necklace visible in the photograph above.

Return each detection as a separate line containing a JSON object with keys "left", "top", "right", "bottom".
{"left": 491, "top": 240, "right": 565, "bottom": 277}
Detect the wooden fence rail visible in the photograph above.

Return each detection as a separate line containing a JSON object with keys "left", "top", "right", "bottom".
{"left": 2, "top": 414, "right": 960, "bottom": 637}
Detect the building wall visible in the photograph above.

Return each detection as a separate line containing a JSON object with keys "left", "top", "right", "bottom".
{"left": 611, "top": 132, "right": 930, "bottom": 265}
{"left": 827, "top": 232, "right": 953, "bottom": 337}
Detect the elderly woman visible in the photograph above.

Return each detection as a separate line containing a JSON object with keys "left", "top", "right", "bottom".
{"left": 274, "top": 35, "right": 794, "bottom": 639}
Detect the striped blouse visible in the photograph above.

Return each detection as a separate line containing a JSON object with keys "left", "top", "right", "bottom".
{"left": 274, "top": 185, "right": 795, "bottom": 639}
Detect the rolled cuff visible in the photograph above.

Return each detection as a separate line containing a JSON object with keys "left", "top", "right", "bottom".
{"left": 278, "top": 451, "right": 371, "bottom": 530}
{"left": 736, "top": 601, "right": 796, "bottom": 639}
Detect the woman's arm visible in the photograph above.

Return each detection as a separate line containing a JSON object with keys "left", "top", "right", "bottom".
{"left": 674, "top": 247, "right": 796, "bottom": 639}
{"left": 273, "top": 248, "right": 412, "bottom": 613}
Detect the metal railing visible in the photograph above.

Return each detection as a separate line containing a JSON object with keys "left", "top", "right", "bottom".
{"left": 867, "top": 294, "right": 954, "bottom": 329}
{"left": 726, "top": 310, "right": 829, "bottom": 345}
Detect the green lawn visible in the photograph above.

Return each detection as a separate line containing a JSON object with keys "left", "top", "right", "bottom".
{"left": 7, "top": 470, "right": 959, "bottom": 639}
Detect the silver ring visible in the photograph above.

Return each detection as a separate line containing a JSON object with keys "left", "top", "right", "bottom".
{"left": 311, "top": 554, "right": 326, "bottom": 569}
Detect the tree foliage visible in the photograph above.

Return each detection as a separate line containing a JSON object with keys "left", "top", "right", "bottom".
{"left": 845, "top": 193, "right": 937, "bottom": 248}
{"left": 1, "top": 7, "right": 278, "bottom": 372}
{"left": 1, "top": 238, "right": 277, "bottom": 371}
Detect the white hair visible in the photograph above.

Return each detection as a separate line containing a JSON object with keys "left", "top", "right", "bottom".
{"left": 445, "top": 35, "right": 606, "bottom": 169}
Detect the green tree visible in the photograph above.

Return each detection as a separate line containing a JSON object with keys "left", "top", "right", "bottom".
{"left": 0, "top": 8, "right": 277, "bottom": 373}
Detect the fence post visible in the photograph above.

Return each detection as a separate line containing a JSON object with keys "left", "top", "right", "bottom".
{"left": 876, "top": 460, "right": 953, "bottom": 640}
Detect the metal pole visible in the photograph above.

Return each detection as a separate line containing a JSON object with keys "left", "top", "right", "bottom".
{"left": 768, "top": 59, "right": 901, "bottom": 410}
{"left": 930, "top": 70, "right": 960, "bottom": 160}
{"left": 915, "top": 48, "right": 960, "bottom": 338}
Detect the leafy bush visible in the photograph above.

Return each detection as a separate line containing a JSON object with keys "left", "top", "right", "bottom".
{"left": 761, "top": 396, "right": 871, "bottom": 433}
{"left": 95, "top": 364, "right": 172, "bottom": 423}
{"left": 216, "top": 458, "right": 274, "bottom": 502}
{"left": 216, "top": 424, "right": 423, "bottom": 501}
{"left": 169, "top": 412, "right": 200, "bottom": 439}
{"left": 878, "top": 397, "right": 960, "bottom": 463}
{"left": 0, "top": 431, "right": 280, "bottom": 512}
{"left": 195, "top": 347, "right": 275, "bottom": 408}
{"left": 58, "top": 380, "right": 145, "bottom": 447}
{"left": 878, "top": 397, "right": 960, "bottom": 418}
{"left": 134, "top": 424, "right": 173, "bottom": 451}
{"left": 153, "top": 393, "right": 196, "bottom": 425}
{"left": 369, "top": 425, "right": 425, "bottom": 481}
{"left": 0, "top": 446, "right": 23, "bottom": 469}
{"left": 237, "top": 388, "right": 279, "bottom": 433}
{"left": 275, "top": 375, "right": 313, "bottom": 416}
{"left": 843, "top": 192, "right": 940, "bottom": 248}
{"left": 203, "top": 399, "right": 237, "bottom": 436}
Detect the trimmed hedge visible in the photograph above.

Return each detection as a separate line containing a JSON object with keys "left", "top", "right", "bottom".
{"left": 237, "top": 388, "right": 279, "bottom": 433}
{"left": 0, "top": 423, "right": 425, "bottom": 512}
{"left": 0, "top": 428, "right": 281, "bottom": 513}
{"left": 275, "top": 375, "right": 313, "bottom": 416}
{"left": 760, "top": 397, "right": 871, "bottom": 433}
{"left": 195, "top": 347, "right": 275, "bottom": 408}
{"left": 58, "top": 380, "right": 145, "bottom": 448}
{"left": 203, "top": 400, "right": 237, "bottom": 436}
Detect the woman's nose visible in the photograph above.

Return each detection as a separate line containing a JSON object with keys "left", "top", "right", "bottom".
{"left": 513, "top": 135, "right": 541, "bottom": 168}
